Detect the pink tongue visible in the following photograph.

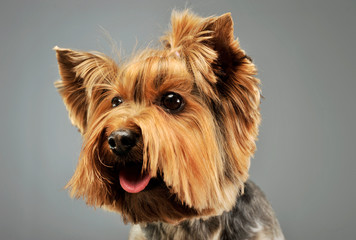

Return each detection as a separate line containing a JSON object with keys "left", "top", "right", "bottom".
{"left": 119, "top": 165, "right": 151, "bottom": 193}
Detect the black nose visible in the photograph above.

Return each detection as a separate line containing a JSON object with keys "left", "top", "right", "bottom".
{"left": 108, "top": 129, "right": 138, "bottom": 155}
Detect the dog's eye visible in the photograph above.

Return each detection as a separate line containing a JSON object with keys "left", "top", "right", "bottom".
{"left": 111, "top": 97, "right": 123, "bottom": 108}
{"left": 161, "top": 92, "right": 185, "bottom": 113}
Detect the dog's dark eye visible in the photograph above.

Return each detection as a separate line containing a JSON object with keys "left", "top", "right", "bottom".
{"left": 111, "top": 97, "right": 123, "bottom": 108}
{"left": 161, "top": 92, "right": 185, "bottom": 113}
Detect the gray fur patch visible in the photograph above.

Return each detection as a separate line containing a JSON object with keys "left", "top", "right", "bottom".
{"left": 138, "top": 181, "right": 284, "bottom": 240}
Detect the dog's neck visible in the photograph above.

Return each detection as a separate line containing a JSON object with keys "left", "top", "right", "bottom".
{"left": 129, "top": 181, "right": 283, "bottom": 240}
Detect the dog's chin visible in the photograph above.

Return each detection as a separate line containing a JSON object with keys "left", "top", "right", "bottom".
{"left": 104, "top": 159, "right": 201, "bottom": 224}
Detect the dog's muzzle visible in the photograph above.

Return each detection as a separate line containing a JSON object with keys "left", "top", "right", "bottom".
{"left": 107, "top": 129, "right": 151, "bottom": 193}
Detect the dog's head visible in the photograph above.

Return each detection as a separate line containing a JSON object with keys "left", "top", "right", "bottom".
{"left": 55, "top": 10, "right": 260, "bottom": 224}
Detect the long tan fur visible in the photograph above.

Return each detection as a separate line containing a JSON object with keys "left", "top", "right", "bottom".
{"left": 55, "top": 10, "right": 260, "bottom": 224}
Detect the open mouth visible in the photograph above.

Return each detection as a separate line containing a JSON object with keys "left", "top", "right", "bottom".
{"left": 118, "top": 162, "right": 151, "bottom": 193}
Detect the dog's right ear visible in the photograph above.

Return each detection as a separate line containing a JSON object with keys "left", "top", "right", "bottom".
{"left": 54, "top": 46, "right": 118, "bottom": 133}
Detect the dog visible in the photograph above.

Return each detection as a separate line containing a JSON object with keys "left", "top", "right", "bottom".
{"left": 54, "top": 10, "right": 284, "bottom": 240}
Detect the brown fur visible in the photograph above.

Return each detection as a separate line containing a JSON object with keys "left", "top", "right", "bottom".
{"left": 55, "top": 9, "right": 262, "bottom": 229}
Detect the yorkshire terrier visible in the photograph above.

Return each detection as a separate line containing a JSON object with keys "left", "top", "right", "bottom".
{"left": 55, "top": 10, "right": 284, "bottom": 240}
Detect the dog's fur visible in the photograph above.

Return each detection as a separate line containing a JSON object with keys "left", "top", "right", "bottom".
{"left": 55, "top": 10, "right": 284, "bottom": 240}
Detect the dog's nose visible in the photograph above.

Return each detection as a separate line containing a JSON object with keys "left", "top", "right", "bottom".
{"left": 108, "top": 129, "right": 138, "bottom": 155}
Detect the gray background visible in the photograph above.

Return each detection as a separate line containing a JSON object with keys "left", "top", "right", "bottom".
{"left": 1, "top": 0, "right": 355, "bottom": 239}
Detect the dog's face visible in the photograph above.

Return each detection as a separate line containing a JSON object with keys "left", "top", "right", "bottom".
{"left": 55, "top": 10, "right": 260, "bottom": 224}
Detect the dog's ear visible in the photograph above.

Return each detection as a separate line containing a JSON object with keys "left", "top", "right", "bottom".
{"left": 54, "top": 47, "right": 118, "bottom": 133}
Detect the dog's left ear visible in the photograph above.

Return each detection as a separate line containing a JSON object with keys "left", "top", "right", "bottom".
{"left": 54, "top": 47, "right": 118, "bottom": 133}
{"left": 205, "top": 13, "right": 253, "bottom": 83}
